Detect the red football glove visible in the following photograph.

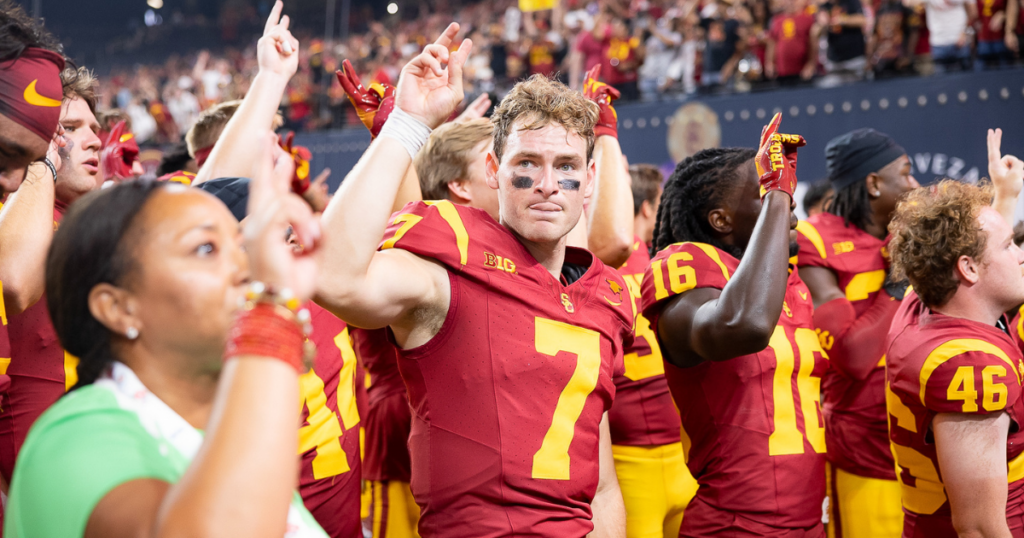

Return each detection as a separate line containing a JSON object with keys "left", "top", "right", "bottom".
{"left": 582, "top": 64, "right": 620, "bottom": 139}
{"left": 100, "top": 121, "right": 140, "bottom": 181}
{"left": 279, "top": 131, "right": 313, "bottom": 194}
{"left": 754, "top": 112, "right": 805, "bottom": 201}
{"left": 336, "top": 59, "right": 395, "bottom": 139}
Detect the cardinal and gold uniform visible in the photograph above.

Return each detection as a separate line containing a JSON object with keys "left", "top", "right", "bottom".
{"left": 352, "top": 327, "right": 420, "bottom": 538}
{"left": 377, "top": 200, "right": 635, "bottom": 538}
{"left": 0, "top": 206, "right": 76, "bottom": 484}
{"left": 885, "top": 292, "right": 1024, "bottom": 537}
{"left": 795, "top": 213, "right": 901, "bottom": 538}
{"left": 298, "top": 303, "right": 363, "bottom": 537}
{"left": 641, "top": 242, "right": 829, "bottom": 537}
{"left": 610, "top": 238, "right": 696, "bottom": 538}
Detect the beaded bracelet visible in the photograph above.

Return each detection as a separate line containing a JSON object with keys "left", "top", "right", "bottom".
{"left": 225, "top": 281, "right": 316, "bottom": 372}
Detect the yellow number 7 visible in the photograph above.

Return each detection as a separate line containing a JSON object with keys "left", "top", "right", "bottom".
{"left": 532, "top": 317, "right": 602, "bottom": 481}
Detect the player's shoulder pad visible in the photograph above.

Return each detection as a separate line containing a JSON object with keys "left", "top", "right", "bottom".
{"left": 918, "top": 335, "right": 1024, "bottom": 415}
{"left": 794, "top": 213, "right": 845, "bottom": 267}
{"left": 378, "top": 200, "right": 491, "bottom": 272}
{"left": 640, "top": 242, "right": 737, "bottom": 317}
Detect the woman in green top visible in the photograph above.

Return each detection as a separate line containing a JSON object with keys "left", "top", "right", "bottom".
{"left": 4, "top": 119, "right": 326, "bottom": 538}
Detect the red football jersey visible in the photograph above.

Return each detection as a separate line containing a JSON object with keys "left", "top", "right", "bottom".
{"left": 608, "top": 237, "right": 680, "bottom": 447}
{"left": 978, "top": 0, "right": 1007, "bottom": 42}
{"left": 641, "top": 242, "right": 828, "bottom": 535}
{"left": 378, "top": 200, "right": 635, "bottom": 538}
{"left": 0, "top": 207, "right": 71, "bottom": 483}
{"left": 298, "top": 303, "right": 362, "bottom": 538}
{"left": 796, "top": 213, "right": 895, "bottom": 480}
{"left": 885, "top": 292, "right": 1024, "bottom": 537}
{"left": 351, "top": 326, "right": 412, "bottom": 483}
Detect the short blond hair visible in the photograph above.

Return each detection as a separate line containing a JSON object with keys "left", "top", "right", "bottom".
{"left": 888, "top": 180, "right": 993, "bottom": 308}
{"left": 415, "top": 119, "right": 494, "bottom": 200}
{"left": 491, "top": 75, "right": 598, "bottom": 164}
{"left": 185, "top": 100, "right": 240, "bottom": 157}
{"left": 61, "top": 66, "right": 97, "bottom": 115}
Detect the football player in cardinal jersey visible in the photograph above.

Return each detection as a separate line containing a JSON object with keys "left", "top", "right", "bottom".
{"left": 610, "top": 163, "right": 698, "bottom": 538}
{"left": 885, "top": 180, "right": 1024, "bottom": 538}
{"left": 641, "top": 114, "right": 829, "bottom": 537}
{"left": 795, "top": 128, "right": 917, "bottom": 538}
{"left": 316, "top": 25, "right": 632, "bottom": 538}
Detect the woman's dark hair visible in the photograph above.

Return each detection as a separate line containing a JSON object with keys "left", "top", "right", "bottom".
{"left": 46, "top": 180, "right": 166, "bottom": 389}
{"left": 652, "top": 147, "right": 757, "bottom": 258}
{"left": 0, "top": 0, "right": 62, "bottom": 63}
{"left": 156, "top": 141, "right": 194, "bottom": 177}
{"left": 827, "top": 179, "right": 873, "bottom": 232}
{"left": 802, "top": 179, "right": 834, "bottom": 215}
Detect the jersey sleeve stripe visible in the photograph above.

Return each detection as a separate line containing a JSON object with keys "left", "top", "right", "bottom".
{"left": 63, "top": 352, "right": 79, "bottom": 391}
{"left": 690, "top": 242, "right": 732, "bottom": 282}
{"left": 1010, "top": 450, "right": 1024, "bottom": 483}
{"left": 795, "top": 220, "right": 828, "bottom": 260}
{"left": 1018, "top": 306, "right": 1024, "bottom": 342}
{"left": 380, "top": 213, "right": 424, "bottom": 250}
{"left": 886, "top": 382, "right": 918, "bottom": 433}
{"left": 424, "top": 200, "right": 470, "bottom": 266}
{"left": 918, "top": 339, "right": 1018, "bottom": 405}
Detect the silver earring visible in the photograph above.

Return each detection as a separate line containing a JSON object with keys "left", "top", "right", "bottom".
{"left": 125, "top": 327, "right": 139, "bottom": 340}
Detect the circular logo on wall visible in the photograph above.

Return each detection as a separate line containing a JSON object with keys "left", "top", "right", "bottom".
{"left": 667, "top": 102, "right": 721, "bottom": 163}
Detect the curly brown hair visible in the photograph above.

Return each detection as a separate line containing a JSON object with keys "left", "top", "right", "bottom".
{"left": 60, "top": 66, "right": 97, "bottom": 115}
{"left": 491, "top": 75, "right": 598, "bottom": 164}
{"left": 888, "top": 179, "right": 994, "bottom": 308}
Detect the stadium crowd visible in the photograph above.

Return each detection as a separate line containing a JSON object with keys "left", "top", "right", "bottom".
{"left": 5, "top": 0, "right": 1024, "bottom": 538}
{"left": 94, "top": 0, "right": 1024, "bottom": 142}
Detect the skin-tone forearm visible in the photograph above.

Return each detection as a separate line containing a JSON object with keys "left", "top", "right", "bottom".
{"left": 658, "top": 191, "right": 793, "bottom": 365}
{"left": 765, "top": 39, "right": 776, "bottom": 77}
{"left": 934, "top": 412, "right": 1012, "bottom": 538}
{"left": 192, "top": 72, "right": 290, "bottom": 186}
{"left": 587, "top": 137, "right": 634, "bottom": 268}
{"left": 0, "top": 164, "right": 56, "bottom": 316}
{"left": 588, "top": 414, "right": 625, "bottom": 538}
{"left": 85, "top": 360, "right": 300, "bottom": 538}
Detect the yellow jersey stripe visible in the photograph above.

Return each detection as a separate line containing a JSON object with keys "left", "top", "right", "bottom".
{"left": 63, "top": 352, "right": 79, "bottom": 391}
{"left": 795, "top": 220, "right": 827, "bottom": 260}
{"left": 425, "top": 200, "right": 470, "bottom": 266}
{"left": 690, "top": 242, "right": 732, "bottom": 282}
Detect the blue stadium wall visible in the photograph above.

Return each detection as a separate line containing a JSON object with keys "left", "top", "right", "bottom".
{"left": 295, "top": 68, "right": 1024, "bottom": 193}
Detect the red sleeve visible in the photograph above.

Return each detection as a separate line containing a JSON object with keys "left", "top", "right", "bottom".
{"left": 378, "top": 200, "right": 473, "bottom": 272}
{"left": 921, "top": 348, "right": 1022, "bottom": 415}
{"left": 814, "top": 291, "right": 900, "bottom": 381}
{"left": 640, "top": 242, "right": 735, "bottom": 322}
{"left": 768, "top": 17, "right": 781, "bottom": 40}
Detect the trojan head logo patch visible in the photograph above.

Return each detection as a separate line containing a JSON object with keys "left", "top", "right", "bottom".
{"left": 604, "top": 279, "right": 624, "bottom": 306}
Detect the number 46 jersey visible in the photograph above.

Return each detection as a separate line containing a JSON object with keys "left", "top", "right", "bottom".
{"left": 378, "top": 201, "right": 635, "bottom": 538}
{"left": 641, "top": 242, "right": 829, "bottom": 536}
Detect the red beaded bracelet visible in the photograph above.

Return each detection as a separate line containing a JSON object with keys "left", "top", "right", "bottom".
{"left": 225, "top": 303, "right": 307, "bottom": 372}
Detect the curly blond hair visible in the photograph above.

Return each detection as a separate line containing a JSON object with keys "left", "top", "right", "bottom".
{"left": 491, "top": 75, "right": 599, "bottom": 164}
{"left": 888, "top": 179, "right": 994, "bottom": 308}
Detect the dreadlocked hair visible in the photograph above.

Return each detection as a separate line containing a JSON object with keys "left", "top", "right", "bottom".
{"left": 827, "top": 180, "right": 873, "bottom": 232}
{"left": 652, "top": 147, "right": 757, "bottom": 258}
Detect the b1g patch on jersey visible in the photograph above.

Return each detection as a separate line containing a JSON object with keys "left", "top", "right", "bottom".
{"left": 484, "top": 252, "right": 517, "bottom": 274}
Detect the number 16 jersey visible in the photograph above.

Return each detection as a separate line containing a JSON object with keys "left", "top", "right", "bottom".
{"left": 378, "top": 201, "right": 635, "bottom": 538}
{"left": 641, "top": 242, "right": 829, "bottom": 536}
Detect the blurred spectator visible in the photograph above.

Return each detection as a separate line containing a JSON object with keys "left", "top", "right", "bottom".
{"left": 976, "top": 0, "right": 1012, "bottom": 67}
{"left": 603, "top": 17, "right": 644, "bottom": 99}
{"left": 803, "top": 179, "right": 834, "bottom": 217}
{"left": 700, "top": 1, "right": 748, "bottom": 89}
{"left": 765, "top": 0, "right": 820, "bottom": 84}
{"left": 819, "top": 0, "right": 869, "bottom": 86}
{"left": 639, "top": 14, "right": 685, "bottom": 99}
{"left": 868, "top": 0, "right": 918, "bottom": 77}
{"left": 907, "top": 0, "right": 976, "bottom": 71}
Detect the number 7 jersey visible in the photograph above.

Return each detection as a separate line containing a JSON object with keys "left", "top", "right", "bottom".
{"left": 377, "top": 201, "right": 636, "bottom": 538}
{"left": 640, "top": 242, "right": 829, "bottom": 535}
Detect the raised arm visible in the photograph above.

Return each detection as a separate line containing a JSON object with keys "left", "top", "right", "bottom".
{"left": 658, "top": 115, "right": 801, "bottom": 365}
{"left": 315, "top": 25, "right": 472, "bottom": 332}
{"left": 583, "top": 66, "right": 634, "bottom": 268}
{"left": 0, "top": 143, "right": 60, "bottom": 316}
{"left": 934, "top": 412, "right": 1013, "bottom": 538}
{"left": 988, "top": 128, "right": 1024, "bottom": 226}
{"left": 192, "top": 1, "right": 298, "bottom": 186}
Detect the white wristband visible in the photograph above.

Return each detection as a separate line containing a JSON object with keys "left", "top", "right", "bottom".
{"left": 378, "top": 107, "right": 433, "bottom": 159}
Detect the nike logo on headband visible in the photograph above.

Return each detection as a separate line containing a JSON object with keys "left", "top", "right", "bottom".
{"left": 23, "top": 80, "right": 61, "bottom": 107}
